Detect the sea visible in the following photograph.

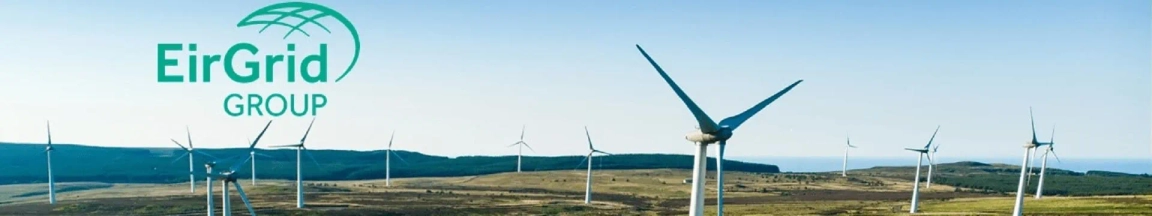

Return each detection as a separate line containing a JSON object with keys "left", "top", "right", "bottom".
{"left": 730, "top": 156, "right": 1152, "bottom": 175}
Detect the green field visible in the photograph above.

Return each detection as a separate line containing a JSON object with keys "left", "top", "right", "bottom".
{"left": 1, "top": 167, "right": 1149, "bottom": 215}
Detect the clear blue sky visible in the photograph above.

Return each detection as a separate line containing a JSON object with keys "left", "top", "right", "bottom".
{"left": 0, "top": 0, "right": 1147, "bottom": 159}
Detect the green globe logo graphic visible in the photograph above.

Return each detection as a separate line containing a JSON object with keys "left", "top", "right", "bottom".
{"left": 236, "top": 2, "right": 361, "bottom": 83}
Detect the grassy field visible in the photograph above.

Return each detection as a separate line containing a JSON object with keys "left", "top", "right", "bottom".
{"left": 0, "top": 169, "right": 1148, "bottom": 215}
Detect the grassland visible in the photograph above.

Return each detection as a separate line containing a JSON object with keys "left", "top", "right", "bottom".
{"left": 1, "top": 167, "right": 1148, "bottom": 215}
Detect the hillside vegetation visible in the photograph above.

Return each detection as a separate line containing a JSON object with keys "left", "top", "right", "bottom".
{"left": 0, "top": 143, "right": 779, "bottom": 185}
{"left": 851, "top": 161, "right": 1152, "bottom": 196}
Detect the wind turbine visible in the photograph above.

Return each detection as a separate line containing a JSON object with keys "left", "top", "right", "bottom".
{"left": 243, "top": 137, "right": 273, "bottom": 186}
{"left": 926, "top": 141, "right": 941, "bottom": 189}
{"left": 385, "top": 130, "right": 410, "bottom": 187}
{"left": 507, "top": 125, "right": 534, "bottom": 173}
{"left": 636, "top": 45, "right": 803, "bottom": 216}
{"left": 1011, "top": 107, "right": 1052, "bottom": 216}
{"left": 215, "top": 156, "right": 259, "bottom": 216}
{"left": 271, "top": 118, "right": 321, "bottom": 209}
{"left": 1035, "top": 125, "right": 1061, "bottom": 199}
{"left": 842, "top": 135, "right": 857, "bottom": 177}
{"left": 43, "top": 121, "right": 56, "bottom": 205}
{"left": 169, "top": 126, "right": 216, "bottom": 193}
{"left": 578, "top": 126, "right": 612, "bottom": 204}
{"left": 204, "top": 120, "right": 271, "bottom": 216}
{"left": 904, "top": 125, "right": 939, "bottom": 214}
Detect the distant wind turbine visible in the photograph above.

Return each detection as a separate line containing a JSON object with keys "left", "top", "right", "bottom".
{"left": 270, "top": 118, "right": 321, "bottom": 209}
{"left": 44, "top": 121, "right": 56, "bottom": 205}
{"left": 1035, "top": 125, "right": 1061, "bottom": 199}
{"left": 1012, "top": 107, "right": 1052, "bottom": 216}
{"left": 507, "top": 125, "right": 534, "bottom": 173}
{"left": 215, "top": 156, "right": 259, "bottom": 216}
{"left": 579, "top": 126, "right": 612, "bottom": 204}
{"left": 385, "top": 130, "right": 409, "bottom": 187}
{"left": 204, "top": 120, "right": 271, "bottom": 216}
{"left": 842, "top": 134, "right": 857, "bottom": 177}
{"left": 169, "top": 126, "right": 216, "bottom": 193}
{"left": 636, "top": 45, "right": 803, "bottom": 216}
{"left": 926, "top": 141, "right": 942, "bottom": 189}
{"left": 904, "top": 125, "right": 939, "bottom": 214}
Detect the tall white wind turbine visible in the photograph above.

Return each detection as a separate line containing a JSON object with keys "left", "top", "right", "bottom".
{"left": 903, "top": 125, "right": 939, "bottom": 214}
{"left": 44, "top": 121, "right": 56, "bottom": 205}
{"left": 385, "top": 130, "right": 410, "bottom": 187}
{"left": 637, "top": 45, "right": 803, "bottom": 216}
{"left": 204, "top": 120, "right": 271, "bottom": 216}
{"left": 271, "top": 118, "right": 321, "bottom": 209}
{"left": 169, "top": 126, "right": 216, "bottom": 193}
{"left": 507, "top": 125, "right": 534, "bottom": 173}
{"left": 215, "top": 157, "right": 260, "bottom": 216}
{"left": 1035, "top": 125, "right": 1061, "bottom": 199}
{"left": 245, "top": 137, "right": 273, "bottom": 186}
{"left": 579, "top": 126, "right": 612, "bottom": 204}
{"left": 926, "top": 142, "right": 941, "bottom": 189}
{"left": 842, "top": 135, "right": 857, "bottom": 177}
{"left": 1012, "top": 107, "right": 1052, "bottom": 216}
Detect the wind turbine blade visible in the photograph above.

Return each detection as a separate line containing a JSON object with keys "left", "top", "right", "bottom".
{"left": 1050, "top": 124, "right": 1055, "bottom": 144}
{"left": 593, "top": 150, "right": 612, "bottom": 155}
{"left": 269, "top": 144, "right": 303, "bottom": 148}
{"left": 585, "top": 126, "right": 594, "bottom": 150}
{"left": 1050, "top": 150, "right": 1062, "bottom": 163}
{"left": 635, "top": 45, "right": 719, "bottom": 133}
{"left": 846, "top": 135, "right": 850, "bottom": 147}
{"left": 185, "top": 126, "right": 194, "bottom": 149}
{"left": 302, "top": 147, "right": 322, "bottom": 168}
{"left": 520, "top": 125, "right": 526, "bottom": 141}
{"left": 573, "top": 154, "right": 590, "bottom": 169}
{"left": 229, "top": 155, "right": 254, "bottom": 172}
{"left": 169, "top": 152, "right": 190, "bottom": 164}
{"left": 254, "top": 152, "right": 274, "bottom": 158}
{"left": 45, "top": 121, "right": 52, "bottom": 145}
{"left": 231, "top": 182, "right": 258, "bottom": 216}
{"left": 521, "top": 142, "right": 536, "bottom": 152}
{"left": 193, "top": 150, "right": 219, "bottom": 160}
{"left": 390, "top": 150, "right": 410, "bottom": 165}
{"left": 250, "top": 120, "right": 274, "bottom": 149}
{"left": 903, "top": 148, "right": 924, "bottom": 152}
{"left": 1030, "top": 107, "right": 1038, "bottom": 144}
{"left": 170, "top": 139, "right": 189, "bottom": 151}
{"left": 718, "top": 80, "right": 804, "bottom": 130}
{"left": 388, "top": 130, "right": 396, "bottom": 149}
{"left": 926, "top": 152, "right": 935, "bottom": 166}
{"left": 924, "top": 125, "right": 940, "bottom": 149}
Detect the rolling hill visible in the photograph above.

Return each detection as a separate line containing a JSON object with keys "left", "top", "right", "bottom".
{"left": 0, "top": 143, "right": 779, "bottom": 185}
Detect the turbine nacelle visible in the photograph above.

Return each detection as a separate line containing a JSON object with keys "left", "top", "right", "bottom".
{"left": 685, "top": 129, "right": 731, "bottom": 144}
